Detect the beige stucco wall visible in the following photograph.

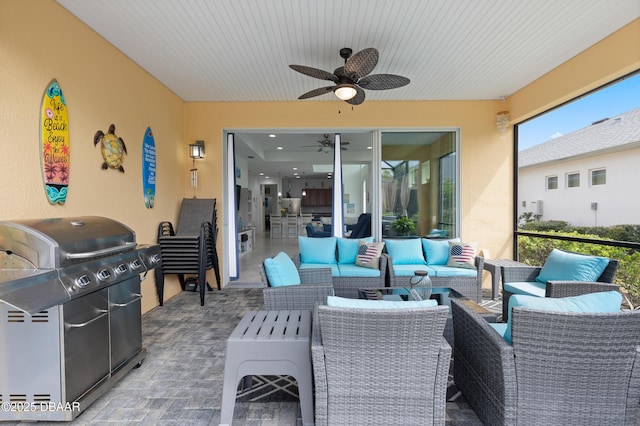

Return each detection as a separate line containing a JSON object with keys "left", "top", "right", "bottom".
{"left": 1, "top": 0, "right": 187, "bottom": 312}
{"left": 2, "top": 1, "right": 638, "bottom": 306}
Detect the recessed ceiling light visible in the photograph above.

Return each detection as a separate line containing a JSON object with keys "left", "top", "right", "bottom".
{"left": 292, "top": 167, "right": 298, "bottom": 170}
{"left": 277, "top": 146, "right": 283, "bottom": 150}
{"left": 259, "top": 172, "right": 264, "bottom": 175}
{"left": 367, "top": 146, "right": 372, "bottom": 150}
{"left": 265, "top": 176, "right": 269, "bottom": 179}
{"left": 293, "top": 172, "right": 298, "bottom": 176}
{"left": 296, "top": 176, "right": 301, "bottom": 179}
{"left": 269, "top": 134, "right": 276, "bottom": 138}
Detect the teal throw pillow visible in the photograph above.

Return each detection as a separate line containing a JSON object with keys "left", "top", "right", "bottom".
{"left": 327, "top": 295, "right": 437, "bottom": 309}
{"left": 535, "top": 249, "right": 610, "bottom": 284}
{"left": 337, "top": 237, "right": 374, "bottom": 264}
{"left": 504, "top": 291, "right": 622, "bottom": 344}
{"left": 422, "top": 237, "right": 460, "bottom": 265}
{"left": 384, "top": 238, "right": 426, "bottom": 265}
{"left": 299, "top": 236, "right": 337, "bottom": 264}
{"left": 264, "top": 252, "right": 301, "bottom": 287}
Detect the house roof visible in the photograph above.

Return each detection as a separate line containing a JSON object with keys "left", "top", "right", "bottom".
{"left": 519, "top": 107, "right": 640, "bottom": 168}
{"left": 56, "top": 0, "right": 640, "bottom": 103}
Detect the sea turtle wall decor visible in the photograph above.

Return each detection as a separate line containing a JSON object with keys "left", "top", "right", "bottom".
{"left": 94, "top": 123, "right": 127, "bottom": 172}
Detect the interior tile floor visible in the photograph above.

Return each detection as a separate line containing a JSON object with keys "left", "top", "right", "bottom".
{"left": 7, "top": 233, "right": 500, "bottom": 425}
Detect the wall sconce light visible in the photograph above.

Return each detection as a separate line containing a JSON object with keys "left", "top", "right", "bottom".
{"left": 189, "top": 140, "right": 205, "bottom": 159}
{"left": 302, "top": 190, "right": 307, "bottom": 196}
{"left": 496, "top": 111, "right": 510, "bottom": 133}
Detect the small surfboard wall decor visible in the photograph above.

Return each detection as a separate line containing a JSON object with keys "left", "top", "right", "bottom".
{"left": 40, "top": 79, "right": 70, "bottom": 205}
{"left": 94, "top": 124, "right": 127, "bottom": 172}
{"left": 142, "top": 127, "right": 156, "bottom": 208}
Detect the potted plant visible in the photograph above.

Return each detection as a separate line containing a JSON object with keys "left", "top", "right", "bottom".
{"left": 391, "top": 216, "right": 416, "bottom": 236}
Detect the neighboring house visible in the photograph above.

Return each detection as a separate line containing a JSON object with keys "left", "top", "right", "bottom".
{"left": 518, "top": 107, "right": 640, "bottom": 227}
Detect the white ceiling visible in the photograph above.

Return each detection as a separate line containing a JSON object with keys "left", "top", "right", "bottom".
{"left": 57, "top": 0, "right": 640, "bottom": 179}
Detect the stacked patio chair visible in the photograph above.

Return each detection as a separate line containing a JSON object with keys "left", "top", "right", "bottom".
{"left": 155, "top": 198, "right": 220, "bottom": 306}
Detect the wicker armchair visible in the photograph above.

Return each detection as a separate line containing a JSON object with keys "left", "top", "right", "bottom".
{"left": 451, "top": 296, "right": 640, "bottom": 426}
{"left": 312, "top": 305, "right": 451, "bottom": 425}
{"left": 501, "top": 254, "right": 619, "bottom": 319}
{"left": 387, "top": 256, "right": 485, "bottom": 303}
{"left": 260, "top": 259, "right": 334, "bottom": 310}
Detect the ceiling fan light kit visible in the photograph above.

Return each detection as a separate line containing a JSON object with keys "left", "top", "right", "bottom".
{"left": 334, "top": 84, "right": 357, "bottom": 101}
{"left": 290, "top": 47, "right": 410, "bottom": 105}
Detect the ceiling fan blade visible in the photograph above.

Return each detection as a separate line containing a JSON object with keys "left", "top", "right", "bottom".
{"left": 298, "top": 86, "right": 334, "bottom": 100}
{"left": 344, "top": 48, "right": 378, "bottom": 79}
{"left": 289, "top": 65, "right": 338, "bottom": 82}
{"left": 357, "top": 74, "right": 410, "bottom": 90}
{"left": 345, "top": 86, "right": 365, "bottom": 105}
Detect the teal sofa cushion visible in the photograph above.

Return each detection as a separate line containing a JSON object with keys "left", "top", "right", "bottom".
{"left": 535, "top": 249, "right": 609, "bottom": 284}
{"left": 391, "top": 264, "right": 434, "bottom": 277}
{"left": 337, "top": 236, "right": 373, "bottom": 264}
{"left": 299, "top": 236, "right": 337, "bottom": 264}
{"left": 504, "top": 291, "right": 622, "bottom": 344}
{"left": 299, "top": 262, "right": 340, "bottom": 276}
{"left": 489, "top": 323, "right": 508, "bottom": 339}
{"left": 337, "top": 264, "right": 381, "bottom": 277}
{"left": 503, "top": 281, "right": 546, "bottom": 297}
{"left": 422, "top": 238, "right": 460, "bottom": 265}
{"left": 384, "top": 238, "right": 426, "bottom": 265}
{"left": 327, "top": 295, "right": 438, "bottom": 309}
{"left": 428, "top": 265, "right": 476, "bottom": 278}
{"left": 264, "top": 252, "right": 301, "bottom": 287}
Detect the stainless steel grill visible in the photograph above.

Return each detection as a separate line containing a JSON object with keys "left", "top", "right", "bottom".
{"left": 0, "top": 216, "right": 160, "bottom": 421}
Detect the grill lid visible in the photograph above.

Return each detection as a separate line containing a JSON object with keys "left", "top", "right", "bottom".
{"left": 0, "top": 216, "right": 136, "bottom": 268}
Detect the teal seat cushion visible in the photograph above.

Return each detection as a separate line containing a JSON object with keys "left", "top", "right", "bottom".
{"left": 489, "top": 323, "right": 508, "bottom": 339}
{"left": 337, "top": 264, "right": 381, "bottom": 277}
{"left": 535, "top": 249, "right": 610, "bottom": 284}
{"left": 384, "top": 238, "right": 426, "bottom": 265}
{"left": 422, "top": 238, "right": 460, "bottom": 265}
{"left": 392, "top": 264, "right": 434, "bottom": 277}
{"left": 337, "top": 236, "right": 374, "bottom": 264}
{"left": 299, "top": 262, "right": 340, "bottom": 276}
{"left": 429, "top": 265, "right": 476, "bottom": 277}
{"left": 503, "top": 281, "right": 546, "bottom": 297}
{"left": 327, "top": 295, "right": 438, "bottom": 309}
{"left": 264, "top": 252, "right": 301, "bottom": 287}
{"left": 503, "top": 291, "right": 622, "bottom": 344}
{"left": 298, "top": 236, "right": 337, "bottom": 264}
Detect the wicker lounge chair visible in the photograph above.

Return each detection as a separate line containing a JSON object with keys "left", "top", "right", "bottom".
{"left": 501, "top": 250, "right": 619, "bottom": 319}
{"left": 451, "top": 294, "right": 640, "bottom": 426}
{"left": 260, "top": 256, "right": 334, "bottom": 310}
{"left": 312, "top": 304, "right": 451, "bottom": 425}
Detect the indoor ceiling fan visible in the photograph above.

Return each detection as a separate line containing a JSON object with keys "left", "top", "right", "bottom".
{"left": 290, "top": 47, "right": 410, "bottom": 105}
{"left": 301, "top": 134, "right": 350, "bottom": 152}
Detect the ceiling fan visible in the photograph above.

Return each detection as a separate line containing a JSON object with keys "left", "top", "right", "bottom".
{"left": 290, "top": 47, "right": 410, "bottom": 105}
{"left": 301, "top": 134, "right": 350, "bottom": 152}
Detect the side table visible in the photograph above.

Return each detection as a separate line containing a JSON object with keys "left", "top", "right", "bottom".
{"left": 483, "top": 258, "right": 528, "bottom": 300}
{"left": 219, "top": 310, "right": 313, "bottom": 426}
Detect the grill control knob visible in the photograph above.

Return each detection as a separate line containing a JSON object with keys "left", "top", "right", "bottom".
{"left": 96, "top": 269, "right": 111, "bottom": 281}
{"left": 75, "top": 275, "right": 91, "bottom": 288}
{"left": 130, "top": 259, "right": 143, "bottom": 270}
{"left": 114, "top": 264, "right": 128, "bottom": 275}
{"left": 150, "top": 254, "right": 161, "bottom": 264}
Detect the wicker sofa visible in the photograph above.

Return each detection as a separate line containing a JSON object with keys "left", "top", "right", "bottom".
{"left": 295, "top": 237, "right": 388, "bottom": 298}
{"left": 312, "top": 304, "right": 451, "bottom": 425}
{"left": 500, "top": 248, "right": 619, "bottom": 319}
{"left": 451, "top": 291, "right": 640, "bottom": 425}
{"left": 384, "top": 237, "right": 484, "bottom": 303}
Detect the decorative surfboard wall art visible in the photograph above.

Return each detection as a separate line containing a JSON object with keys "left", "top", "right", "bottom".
{"left": 40, "top": 79, "right": 70, "bottom": 205}
{"left": 94, "top": 124, "right": 127, "bottom": 172}
{"left": 142, "top": 127, "right": 156, "bottom": 208}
